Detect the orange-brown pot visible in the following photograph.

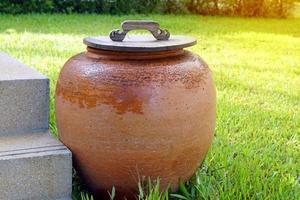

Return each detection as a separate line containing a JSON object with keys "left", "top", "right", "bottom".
{"left": 55, "top": 21, "right": 216, "bottom": 200}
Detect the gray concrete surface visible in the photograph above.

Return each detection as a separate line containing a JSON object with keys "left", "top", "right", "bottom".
{"left": 0, "top": 52, "right": 72, "bottom": 200}
{"left": 0, "top": 52, "right": 49, "bottom": 135}
{"left": 0, "top": 131, "right": 72, "bottom": 200}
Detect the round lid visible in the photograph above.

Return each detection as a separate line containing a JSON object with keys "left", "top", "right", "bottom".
{"left": 83, "top": 20, "right": 197, "bottom": 52}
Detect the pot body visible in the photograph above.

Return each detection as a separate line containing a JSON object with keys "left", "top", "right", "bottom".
{"left": 55, "top": 48, "right": 216, "bottom": 199}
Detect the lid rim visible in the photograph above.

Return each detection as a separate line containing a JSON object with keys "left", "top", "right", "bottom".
{"left": 83, "top": 35, "right": 197, "bottom": 52}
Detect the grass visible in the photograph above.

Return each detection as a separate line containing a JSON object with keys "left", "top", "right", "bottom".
{"left": 293, "top": 2, "right": 300, "bottom": 17}
{"left": 0, "top": 14, "right": 299, "bottom": 199}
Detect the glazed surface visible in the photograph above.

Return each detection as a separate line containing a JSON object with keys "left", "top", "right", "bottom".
{"left": 55, "top": 49, "right": 216, "bottom": 199}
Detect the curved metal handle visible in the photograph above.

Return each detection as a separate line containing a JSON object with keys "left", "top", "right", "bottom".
{"left": 109, "top": 20, "right": 170, "bottom": 42}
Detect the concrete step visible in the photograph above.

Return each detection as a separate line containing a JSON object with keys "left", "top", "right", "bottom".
{"left": 0, "top": 131, "right": 72, "bottom": 200}
{"left": 0, "top": 52, "right": 49, "bottom": 135}
{"left": 0, "top": 52, "right": 72, "bottom": 200}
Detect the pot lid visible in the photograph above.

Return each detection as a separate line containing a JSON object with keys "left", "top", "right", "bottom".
{"left": 83, "top": 20, "right": 197, "bottom": 52}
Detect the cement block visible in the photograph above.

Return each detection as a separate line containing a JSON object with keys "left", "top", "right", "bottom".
{"left": 0, "top": 52, "right": 72, "bottom": 200}
{"left": 0, "top": 52, "right": 49, "bottom": 135}
{"left": 0, "top": 131, "right": 72, "bottom": 200}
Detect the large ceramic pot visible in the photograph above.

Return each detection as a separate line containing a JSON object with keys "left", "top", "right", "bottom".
{"left": 55, "top": 20, "right": 216, "bottom": 199}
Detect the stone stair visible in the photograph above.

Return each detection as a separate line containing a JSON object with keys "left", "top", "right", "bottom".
{"left": 0, "top": 52, "right": 72, "bottom": 200}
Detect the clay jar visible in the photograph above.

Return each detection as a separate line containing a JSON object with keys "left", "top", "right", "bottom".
{"left": 55, "top": 21, "right": 216, "bottom": 199}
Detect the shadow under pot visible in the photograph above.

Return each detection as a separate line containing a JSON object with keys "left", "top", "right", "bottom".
{"left": 55, "top": 20, "right": 216, "bottom": 200}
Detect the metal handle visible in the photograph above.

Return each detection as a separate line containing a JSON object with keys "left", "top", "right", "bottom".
{"left": 109, "top": 20, "right": 170, "bottom": 42}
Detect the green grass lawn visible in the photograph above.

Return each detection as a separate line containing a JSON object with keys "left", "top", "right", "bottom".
{"left": 293, "top": 2, "right": 300, "bottom": 17}
{"left": 0, "top": 14, "right": 299, "bottom": 200}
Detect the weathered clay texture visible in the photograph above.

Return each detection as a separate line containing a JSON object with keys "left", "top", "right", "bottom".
{"left": 56, "top": 48, "right": 216, "bottom": 199}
